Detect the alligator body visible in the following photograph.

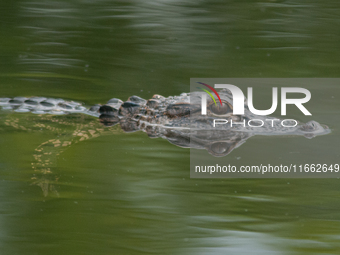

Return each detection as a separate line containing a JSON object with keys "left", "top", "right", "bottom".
{"left": 0, "top": 90, "right": 330, "bottom": 157}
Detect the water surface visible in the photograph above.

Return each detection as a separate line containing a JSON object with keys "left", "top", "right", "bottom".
{"left": 1, "top": 0, "right": 340, "bottom": 254}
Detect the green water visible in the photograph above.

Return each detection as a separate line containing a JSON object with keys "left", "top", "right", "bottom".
{"left": 1, "top": 0, "right": 340, "bottom": 254}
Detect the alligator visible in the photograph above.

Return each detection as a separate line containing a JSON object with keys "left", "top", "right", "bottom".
{"left": 0, "top": 89, "right": 330, "bottom": 155}
{"left": 0, "top": 90, "right": 330, "bottom": 195}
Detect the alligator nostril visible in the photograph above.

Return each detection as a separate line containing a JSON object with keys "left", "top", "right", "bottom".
{"left": 299, "top": 120, "right": 328, "bottom": 138}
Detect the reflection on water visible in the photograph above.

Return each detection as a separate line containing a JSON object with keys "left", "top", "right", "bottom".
{"left": 1, "top": 0, "right": 340, "bottom": 254}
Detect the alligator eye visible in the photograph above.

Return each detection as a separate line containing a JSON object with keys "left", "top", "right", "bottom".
{"left": 209, "top": 102, "right": 232, "bottom": 115}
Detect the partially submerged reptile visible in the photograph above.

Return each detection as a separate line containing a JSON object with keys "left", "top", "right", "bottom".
{"left": 0, "top": 90, "right": 330, "bottom": 195}
{"left": 0, "top": 89, "right": 330, "bottom": 156}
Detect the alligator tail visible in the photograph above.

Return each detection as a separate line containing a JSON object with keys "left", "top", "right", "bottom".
{"left": 0, "top": 96, "right": 123, "bottom": 118}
